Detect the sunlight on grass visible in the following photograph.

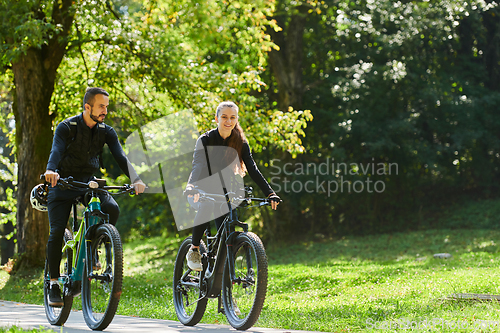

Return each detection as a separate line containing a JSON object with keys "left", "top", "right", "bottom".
{"left": 0, "top": 328, "right": 57, "bottom": 333}
{"left": 0, "top": 270, "right": 9, "bottom": 290}
{"left": 4, "top": 228, "right": 500, "bottom": 331}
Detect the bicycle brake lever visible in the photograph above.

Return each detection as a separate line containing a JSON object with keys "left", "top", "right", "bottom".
{"left": 126, "top": 184, "right": 136, "bottom": 196}
{"left": 199, "top": 195, "right": 215, "bottom": 202}
{"left": 57, "top": 178, "right": 71, "bottom": 190}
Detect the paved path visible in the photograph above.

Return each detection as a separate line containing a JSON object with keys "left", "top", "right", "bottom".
{"left": 0, "top": 301, "right": 317, "bottom": 333}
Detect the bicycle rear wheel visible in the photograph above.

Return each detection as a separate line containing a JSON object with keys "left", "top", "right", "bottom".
{"left": 82, "top": 223, "right": 123, "bottom": 331}
{"left": 43, "top": 228, "right": 74, "bottom": 326}
{"left": 222, "top": 232, "right": 268, "bottom": 330}
{"left": 173, "top": 237, "right": 208, "bottom": 326}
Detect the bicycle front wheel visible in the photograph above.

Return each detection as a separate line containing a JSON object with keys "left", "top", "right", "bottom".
{"left": 43, "top": 228, "right": 73, "bottom": 326}
{"left": 173, "top": 236, "right": 208, "bottom": 326}
{"left": 82, "top": 223, "right": 123, "bottom": 331}
{"left": 222, "top": 232, "right": 268, "bottom": 330}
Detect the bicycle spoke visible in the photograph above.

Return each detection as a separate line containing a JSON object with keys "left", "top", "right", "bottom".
{"left": 173, "top": 237, "right": 208, "bottom": 326}
{"left": 43, "top": 229, "right": 73, "bottom": 326}
{"left": 82, "top": 224, "right": 123, "bottom": 331}
{"left": 223, "top": 232, "right": 268, "bottom": 330}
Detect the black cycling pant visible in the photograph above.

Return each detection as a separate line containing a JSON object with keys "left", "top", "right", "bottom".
{"left": 189, "top": 197, "right": 228, "bottom": 247}
{"left": 47, "top": 186, "right": 119, "bottom": 279}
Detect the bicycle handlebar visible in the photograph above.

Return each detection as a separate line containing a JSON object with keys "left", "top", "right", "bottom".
{"left": 40, "top": 174, "right": 135, "bottom": 195}
{"left": 197, "top": 191, "right": 280, "bottom": 208}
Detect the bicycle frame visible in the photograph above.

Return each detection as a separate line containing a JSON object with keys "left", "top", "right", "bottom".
{"left": 60, "top": 194, "right": 108, "bottom": 285}
{"left": 183, "top": 195, "right": 252, "bottom": 300}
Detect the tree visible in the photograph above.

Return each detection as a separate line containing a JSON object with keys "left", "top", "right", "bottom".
{"left": 1, "top": 0, "right": 75, "bottom": 268}
{"left": 0, "top": 0, "right": 312, "bottom": 267}
{"left": 256, "top": 0, "right": 500, "bottom": 240}
{"left": 267, "top": 1, "right": 310, "bottom": 111}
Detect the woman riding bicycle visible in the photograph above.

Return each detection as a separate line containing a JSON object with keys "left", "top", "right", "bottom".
{"left": 184, "top": 101, "right": 280, "bottom": 271}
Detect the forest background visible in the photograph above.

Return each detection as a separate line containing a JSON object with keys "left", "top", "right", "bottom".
{"left": 0, "top": 0, "right": 499, "bottom": 269}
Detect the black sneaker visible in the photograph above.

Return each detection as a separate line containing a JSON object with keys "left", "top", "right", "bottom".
{"left": 49, "top": 283, "right": 64, "bottom": 307}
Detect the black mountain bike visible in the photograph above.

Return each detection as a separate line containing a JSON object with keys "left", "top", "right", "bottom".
{"left": 41, "top": 176, "right": 134, "bottom": 331}
{"left": 173, "top": 188, "right": 276, "bottom": 330}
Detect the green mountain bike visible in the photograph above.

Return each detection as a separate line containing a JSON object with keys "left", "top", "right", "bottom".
{"left": 41, "top": 176, "right": 133, "bottom": 331}
{"left": 173, "top": 187, "right": 277, "bottom": 330}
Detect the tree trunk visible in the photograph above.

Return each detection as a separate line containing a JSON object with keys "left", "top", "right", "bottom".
{"left": 12, "top": 48, "right": 55, "bottom": 268}
{"left": 264, "top": 5, "right": 309, "bottom": 240}
{"left": 8, "top": 0, "right": 75, "bottom": 270}
{"left": 268, "top": 5, "right": 308, "bottom": 111}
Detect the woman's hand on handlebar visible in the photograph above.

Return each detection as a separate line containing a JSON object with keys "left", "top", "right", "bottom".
{"left": 184, "top": 184, "right": 200, "bottom": 203}
{"left": 268, "top": 193, "right": 281, "bottom": 210}
{"left": 133, "top": 180, "right": 147, "bottom": 195}
{"left": 44, "top": 170, "right": 60, "bottom": 188}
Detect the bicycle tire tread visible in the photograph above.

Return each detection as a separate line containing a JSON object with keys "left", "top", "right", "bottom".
{"left": 223, "top": 232, "right": 268, "bottom": 330}
{"left": 82, "top": 224, "right": 123, "bottom": 331}
{"left": 173, "top": 237, "right": 208, "bottom": 326}
{"left": 43, "top": 228, "right": 74, "bottom": 326}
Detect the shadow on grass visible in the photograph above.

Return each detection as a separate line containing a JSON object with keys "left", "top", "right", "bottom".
{"left": 0, "top": 268, "right": 44, "bottom": 305}
{"left": 267, "top": 228, "right": 500, "bottom": 266}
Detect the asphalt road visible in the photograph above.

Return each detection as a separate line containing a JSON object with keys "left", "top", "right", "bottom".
{"left": 0, "top": 301, "right": 319, "bottom": 333}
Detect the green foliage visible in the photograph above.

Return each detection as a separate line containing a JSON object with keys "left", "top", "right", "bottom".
{"left": 3, "top": 0, "right": 499, "bottom": 243}
{"left": 43, "top": 0, "right": 310, "bottom": 155}
{"left": 260, "top": 0, "right": 500, "bottom": 239}
{"left": 115, "top": 192, "right": 178, "bottom": 240}
{"left": 1, "top": 0, "right": 313, "bottom": 245}
{"left": 438, "top": 196, "right": 500, "bottom": 230}
{"left": 0, "top": 185, "right": 17, "bottom": 238}
{"left": 0, "top": 1, "right": 58, "bottom": 65}
{"left": 0, "top": 88, "right": 16, "bottom": 241}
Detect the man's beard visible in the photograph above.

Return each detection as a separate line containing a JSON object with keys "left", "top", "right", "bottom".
{"left": 90, "top": 107, "right": 104, "bottom": 123}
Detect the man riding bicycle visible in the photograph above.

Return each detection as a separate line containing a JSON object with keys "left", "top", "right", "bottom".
{"left": 41, "top": 87, "right": 146, "bottom": 307}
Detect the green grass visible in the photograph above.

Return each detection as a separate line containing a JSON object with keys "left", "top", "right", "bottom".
{"left": 0, "top": 327, "right": 56, "bottom": 333}
{"left": 4, "top": 201, "right": 500, "bottom": 331}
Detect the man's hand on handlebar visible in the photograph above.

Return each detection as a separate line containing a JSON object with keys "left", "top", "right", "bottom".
{"left": 44, "top": 170, "right": 60, "bottom": 188}
{"left": 133, "top": 180, "right": 146, "bottom": 195}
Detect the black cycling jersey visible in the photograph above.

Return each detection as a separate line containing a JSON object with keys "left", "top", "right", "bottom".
{"left": 187, "top": 128, "right": 273, "bottom": 197}
{"left": 46, "top": 113, "right": 139, "bottom": 182}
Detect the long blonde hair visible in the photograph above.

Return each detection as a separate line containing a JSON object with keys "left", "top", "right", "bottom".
{"left": 216, "top": 101, "right": 247, "bottom": 176}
